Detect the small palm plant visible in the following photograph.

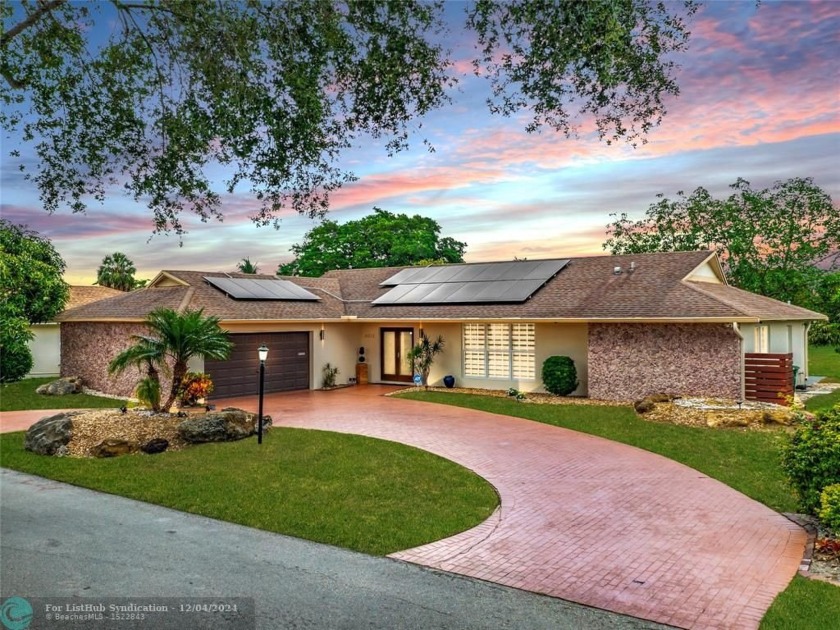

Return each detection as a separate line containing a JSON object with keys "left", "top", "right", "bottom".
{"left": 109, "top": 308, "right": 233, "bottom": 412}
{"left": 407, "top": 332, "right": 445, "bottom": 388}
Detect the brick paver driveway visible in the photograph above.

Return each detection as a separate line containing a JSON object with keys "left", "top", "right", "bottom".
{"left": 215, "top": 386, "right": 806, "bottom": 630}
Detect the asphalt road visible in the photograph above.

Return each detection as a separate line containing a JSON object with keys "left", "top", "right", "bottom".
{"left": 1, "top": 470, "right": 669, "bottom": 629}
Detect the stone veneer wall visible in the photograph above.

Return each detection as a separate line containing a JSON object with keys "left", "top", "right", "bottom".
{"left": 588, "top": 323, "right": 742, "bottom": 401}
{"left": 60, "top": 322, "right": 173, "bottom": 398}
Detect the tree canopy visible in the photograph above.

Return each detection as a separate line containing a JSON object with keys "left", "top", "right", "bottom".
{"left": 603, "top": 177, "right": 839, "bottom": 308}
{"left": 278, "top": 208, "right": 467, "bottom": 277}
{"left": 96, "top": 252, "right": 144, "bottom": 291}
{"left": 0, "top": 219, "right": 69, "bottom": 381}
{"left": 2, "top": 0, "right": 696, "bottom": 236}
{"left": 0, "top": 219, "right": 69, "bottom": 324}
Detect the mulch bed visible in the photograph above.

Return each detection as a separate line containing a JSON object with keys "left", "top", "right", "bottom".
{"left": 65, "top": 409, "right": 190, "bottom": 457}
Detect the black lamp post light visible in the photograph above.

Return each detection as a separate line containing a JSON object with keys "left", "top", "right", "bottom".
{"left": 257, "top": 344, "right": 268, "bottom": 444}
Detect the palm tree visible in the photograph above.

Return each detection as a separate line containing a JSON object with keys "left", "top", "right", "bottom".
{"left": 96, "top": 252, "right": 139, "bottom": 291}
{"left": 109, "top": 308, "right": 233, "bottom": 412}
{"left": 237, "top": 257, "right": 259, "bottom": 274}
{"left": 108, "top": 335, "right": 165, "bottom": 411}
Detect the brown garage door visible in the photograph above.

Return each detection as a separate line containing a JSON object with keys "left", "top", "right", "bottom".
{"left": 206, "top": 332, "right": 310, "bottom": 398}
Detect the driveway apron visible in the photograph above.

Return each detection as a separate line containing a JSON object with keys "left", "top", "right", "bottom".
{"left": 201, "top": 387, "right": 806, "bottom": 628}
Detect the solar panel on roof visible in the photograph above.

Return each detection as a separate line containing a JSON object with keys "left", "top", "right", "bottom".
{"left": 373, "top": 259, "right": 569, "bottom": 305}
{"left": 204, "top": 277, "right": 320, "bottom": 301}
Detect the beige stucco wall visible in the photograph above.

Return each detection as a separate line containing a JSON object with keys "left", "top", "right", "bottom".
{"left": 588, "top": 323, "right": 742, "bottom": 401}
{"left": 355, "top": 321, "right": 588, "bottom": 393}
{"left": 27, "top": 323, "right": 61, "bottom": 378}
{"left": 740, "top": 321, "right": 810, "bottom": 383}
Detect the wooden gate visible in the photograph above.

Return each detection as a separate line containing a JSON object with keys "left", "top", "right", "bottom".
{"left": 744, "top": 353, "right": 794, "bottom": 405}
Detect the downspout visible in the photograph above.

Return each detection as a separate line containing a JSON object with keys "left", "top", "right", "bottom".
{"left": 732, "top": 323, "right": 745, "bottom": 402}
{"left": 803, "top": 322, "right": 811, "bottom": 381}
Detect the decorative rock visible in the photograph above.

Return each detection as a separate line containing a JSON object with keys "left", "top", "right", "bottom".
{"left": 140, "top": 438, "right": 169, "bottom": 454}
{"left": 35, "top": 376, "right": 84, "bottom": 396}
{"left": 634, "top": 399, "right": 655, "bottom": 414}
{"left": 91, "top": 439, "right": 138, "bottom": 458}
{"left": 177, "top": 408, "right": 260, "bottom": 443}
{"left": 24, "top": 413, "right": 78, "bottom": 455}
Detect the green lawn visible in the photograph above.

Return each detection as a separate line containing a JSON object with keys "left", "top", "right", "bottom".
{"left": 398, "top": 392, "right": 798, "bottom": 512}
{"left": 0, "top": 428, "right": 497, "bottom": 556}
{"left": 810, "top": 344, "right": 840, "bottom": 382}
{"left": 761, "top": 576, "right": 840, "bottom": 629}
{"left": 1, "top": 377, "right": 127, "bottom": 411}
{"left": 806, "top": 388, "right": 840, "bottom": 412}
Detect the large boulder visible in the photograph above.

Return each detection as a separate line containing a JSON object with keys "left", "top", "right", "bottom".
{"left": 178, "top": 408, "right": 265, "bottom": 443}
{"left": 35, "top": 376, "right": 84, "bottom": 396}
{"left": 91, "top": 439, "right": 138, "bottom": 458}
{"left": 24, "top": 412, "right": 79, "bottom": 455}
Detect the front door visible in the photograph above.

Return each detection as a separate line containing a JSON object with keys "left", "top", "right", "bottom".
{"left": 381, "top": 328, "right": 414, "bottom": 382}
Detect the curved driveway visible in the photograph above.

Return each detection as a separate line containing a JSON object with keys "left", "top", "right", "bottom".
{"left": 221, "top": 387, "right": 804, "bottom": 628}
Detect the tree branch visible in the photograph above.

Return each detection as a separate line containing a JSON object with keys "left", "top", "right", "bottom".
{"left": 1, "top": 0, "right": 68, "bottom": 47}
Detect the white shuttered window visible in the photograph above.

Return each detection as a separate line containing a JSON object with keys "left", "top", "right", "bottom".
{"left": 463, "top": 323, "right": 535, "bottom": 379}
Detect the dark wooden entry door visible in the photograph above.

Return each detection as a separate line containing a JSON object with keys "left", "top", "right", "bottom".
{"left": 381, "top": 328, "right": 414, "bottom": 382}
{"left": 206, "top": 332, "right": 310, "bottom": 398}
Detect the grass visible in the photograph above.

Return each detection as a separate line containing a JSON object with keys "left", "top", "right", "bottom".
{"left": 1, "top": 377, "right": 127, "bottom": 412}
{"left": 806, "top": 388, "right": 840, "bottom": 412}
{"left": 810, "top": 344, "right": 840, "bottom": 382}
{"left": 760, "top": 576, "right": 840, "bottom": 629}
{"left": 0, "top": 428, "right": 497, "bottom": 556}
{"left": 397, "top": 392, "right": 799, "bottom": 512}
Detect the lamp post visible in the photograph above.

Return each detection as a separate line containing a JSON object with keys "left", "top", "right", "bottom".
{"left": 258, "top": 345, "right": 268, "bottom": 444}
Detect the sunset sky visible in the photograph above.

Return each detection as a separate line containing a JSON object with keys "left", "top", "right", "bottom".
{"left": 2, "top": 0, "right": 838, "bottom": 285}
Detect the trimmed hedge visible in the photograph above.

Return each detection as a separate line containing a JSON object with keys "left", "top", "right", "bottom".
{"left": 542, "top": 356, "right": 579, "bottom": 396}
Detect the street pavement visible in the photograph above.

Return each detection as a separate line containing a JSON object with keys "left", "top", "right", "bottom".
{"left": 1, "top": 470, "right": 668, "bottom": 630}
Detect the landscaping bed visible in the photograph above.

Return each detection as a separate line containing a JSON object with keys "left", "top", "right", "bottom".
{"left": 65, "top": 410, "right": 189, "bottom": 457}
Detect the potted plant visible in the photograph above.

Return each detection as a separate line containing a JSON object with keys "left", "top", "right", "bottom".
{"left": 407, "top": 332, "right": 445, "bottom": 389}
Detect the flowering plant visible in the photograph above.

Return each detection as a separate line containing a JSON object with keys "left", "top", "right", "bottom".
{"left": 179, "top": 372, "right": 214, "bottom": 405}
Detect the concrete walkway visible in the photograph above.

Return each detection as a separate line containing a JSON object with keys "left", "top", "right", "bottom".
{"left": 213, "top": 386, "right": 805, "bottom": 630}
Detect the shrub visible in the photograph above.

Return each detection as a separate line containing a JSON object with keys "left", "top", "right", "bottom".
{"left": 542, "top": 356, "right": 578, "bottom": 396}
{"left": 0, "top": 314, "right": 34, "bottom": 383}
{"left": 780, "top": 406, "right": 840, "bottom": 514}
{"left": 179, "top": 372, "right": 213, "bottom": 405}
{"left": 809, "top": 322, "right": 840, "bottom": 346}
{"left": 819, "top": 484, "right": 840, "bottom": 534}
{"left": 135, "top": 376, "right": 161, "bottom": 410}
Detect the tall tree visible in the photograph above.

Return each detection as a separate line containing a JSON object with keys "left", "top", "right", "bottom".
{"left": 278, "top": 208, "right": 467, "bottom": 276}
{"left": 603, "top": 177, "right": 839, "bottom": 305}
{"left": 0, "top": 220, "right": 69, "bottom": 381}
{"left": 236, "top": 258, "right": 259, "bottom": 274}
{"left": 2, "top": 0, "right": 696, "bottom": 236}
{"left": 109, "top": 307, "right": 233, "bottom": 412}
{"left": 96, "top": 252, "right": 142, "bottom": 291}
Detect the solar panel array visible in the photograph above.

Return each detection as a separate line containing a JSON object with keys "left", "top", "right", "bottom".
{"left": 373, "top": 259, "right": 569, "bottom": 305}
{"left": 204, "top": 277, "right": 320, "bottom": 301}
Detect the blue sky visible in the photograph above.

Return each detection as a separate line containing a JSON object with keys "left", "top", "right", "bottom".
{"left": 1, "top": 0, "right": 838, "bottom": 284}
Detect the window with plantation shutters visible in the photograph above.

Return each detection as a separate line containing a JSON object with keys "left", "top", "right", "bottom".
{"left": 463, "top": 323, "right": 486, "bottom": 377}
{"left": 462, "top": 323, "right": 535, "bottom": 379}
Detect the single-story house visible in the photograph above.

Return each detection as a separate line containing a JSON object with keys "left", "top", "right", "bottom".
{"left": 55, "top": 251, "right": 826, "bottom": 402}
{"left": 27, "top": 285, "right": 122, "bottom": 378}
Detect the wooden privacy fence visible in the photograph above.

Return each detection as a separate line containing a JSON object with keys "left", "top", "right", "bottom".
{"left": 744, "top": 352, "right": 794, "bottom": 405}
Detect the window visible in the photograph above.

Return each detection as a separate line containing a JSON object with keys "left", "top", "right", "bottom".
{"left": 463, "top": 323, "right": 535, "bottom": 379}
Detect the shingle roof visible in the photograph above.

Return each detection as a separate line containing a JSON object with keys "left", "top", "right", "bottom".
{"left": 66, "top": 286, "right": 124, "bottom": 310}
{"left": 56, "top": 252, "right": 827, "bottom": 323}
